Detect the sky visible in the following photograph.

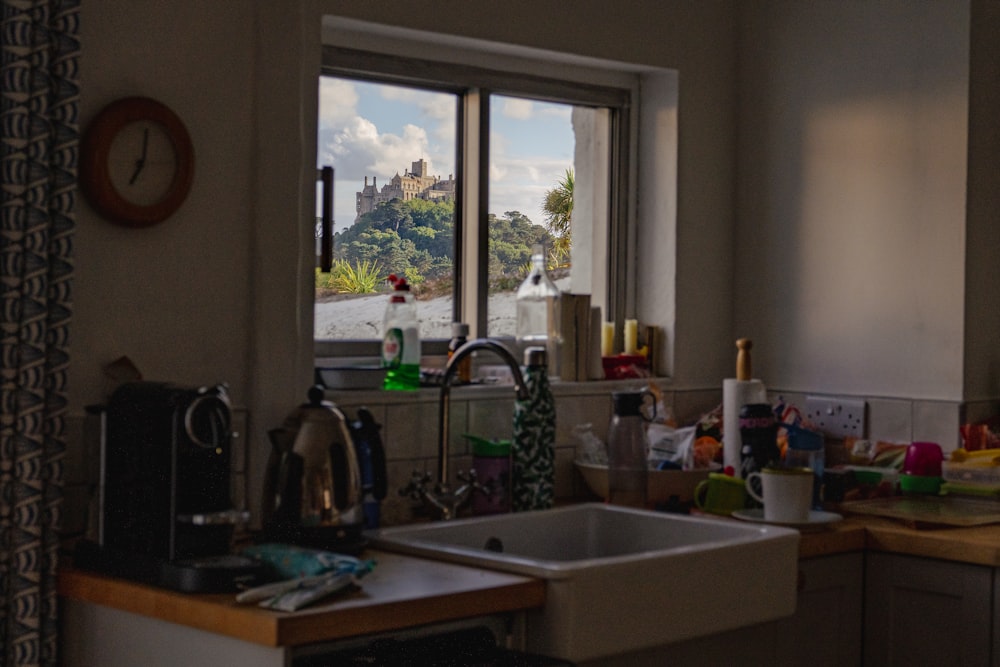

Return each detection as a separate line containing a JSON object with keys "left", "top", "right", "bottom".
{"left": 316, "top": 76, "right": 574, "bottom": 233}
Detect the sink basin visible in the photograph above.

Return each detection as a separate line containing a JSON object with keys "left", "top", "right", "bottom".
{"left": 368, "top": 503, "right": 800, "bottom": 662}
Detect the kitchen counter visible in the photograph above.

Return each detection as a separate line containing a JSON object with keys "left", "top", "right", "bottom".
{"left": 59, "top": 511, "right": 1000, "bottom": 659}
{"left": 58, "top": 550, "right": 545, "bottom": 649}
{"left": 793, "top": 511, "right": 1000, "bottom": 567}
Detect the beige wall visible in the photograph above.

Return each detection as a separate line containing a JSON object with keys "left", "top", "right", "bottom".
{"left": 964, "top": 0, "right": 1000, "bottom": 402}
{"left": 75, "top": 1, "right": 257, "bottom": 408}
{"left": 736, "top": 1, "right": 980, "bottom": 402}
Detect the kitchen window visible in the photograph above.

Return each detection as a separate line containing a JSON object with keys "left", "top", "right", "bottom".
{"left": 314, "top": 42, "right": 638, "bottom": 367}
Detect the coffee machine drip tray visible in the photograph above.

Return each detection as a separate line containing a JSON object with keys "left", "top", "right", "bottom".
{"left": 74, "top": 539, "right": 273, "bottom": 593}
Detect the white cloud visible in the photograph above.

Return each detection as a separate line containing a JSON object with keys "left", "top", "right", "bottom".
{"left": 501, "top": 98, "right": 534, "bottom": 120}
{"left": 318, "top": 78, "right": 359, "bottom": 127}
{"left": 489, "top": 155, "right": 569, "bottom": 224}
{"left": 317, "top": 77, "right": 571, "bottom": 229}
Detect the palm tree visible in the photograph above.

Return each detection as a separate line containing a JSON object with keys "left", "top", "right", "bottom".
{"left": 542, "top": 168, "right": 573, "bottom": 266}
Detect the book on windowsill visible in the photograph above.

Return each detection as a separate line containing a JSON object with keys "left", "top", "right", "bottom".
{"left": 559, "top": 292, "right": 592, "bottom": 382}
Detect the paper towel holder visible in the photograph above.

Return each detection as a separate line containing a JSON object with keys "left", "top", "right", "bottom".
{"left": 736, "top": 338, "right": 754, "bottom": 381}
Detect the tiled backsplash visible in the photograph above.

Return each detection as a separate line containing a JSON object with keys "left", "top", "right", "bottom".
{"left": 61, "top": 384, "right": 982, "bottom": 535}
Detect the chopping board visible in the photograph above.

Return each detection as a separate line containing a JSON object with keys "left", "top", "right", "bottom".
{"left": 840, "top": 496, "right": 1000, "bottom": 528}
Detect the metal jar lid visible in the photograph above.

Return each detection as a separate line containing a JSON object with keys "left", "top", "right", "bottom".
{"left": 524, "top": 346, "right": 547, "bottom": 367}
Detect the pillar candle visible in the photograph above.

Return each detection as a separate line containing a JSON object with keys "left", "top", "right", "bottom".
{"left": 624, "top": 319, "right": 638, "bottom": 355}
{"left": 601, "top": 321, "right": 615, "bottom": 357}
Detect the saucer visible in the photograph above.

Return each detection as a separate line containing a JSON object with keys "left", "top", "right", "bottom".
{"left": 731, "top": 508, "right": 843, "bottom": 528}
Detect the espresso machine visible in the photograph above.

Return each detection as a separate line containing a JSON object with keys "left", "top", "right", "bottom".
{"left": 76, "top": 381, "right": 269, "bottom": 592}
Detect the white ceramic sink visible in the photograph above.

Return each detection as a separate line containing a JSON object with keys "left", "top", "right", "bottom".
{"left": 368, "top": 503, "right": 800, "bottom": 662}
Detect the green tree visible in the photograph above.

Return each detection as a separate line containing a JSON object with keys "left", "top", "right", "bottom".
{"left": 331, "top": 198, "right": 550, "bottom": 293}
{"left": 542, "top": 168, "right": 574, "bottom": 264}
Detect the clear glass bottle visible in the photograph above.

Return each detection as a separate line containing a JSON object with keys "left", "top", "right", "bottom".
{"left": 511, "top": 347, "right": 555, "bottom": 511}
{"left": 607, "top": 390, "right": 653, "bottom": 508}
{"left": 516, "top": 244, "right": 560, "bottom": 370}
{"left": 381, "top": 275, "right": 420, "bottom": 391}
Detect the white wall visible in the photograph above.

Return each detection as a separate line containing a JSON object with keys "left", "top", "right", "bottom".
{"left": 74, "top": 2, "right": 257, "bottom": 407}
{"left": 71, "top": 1, "right": 997, "bottom": 520}
{"left": 735, "top": 1, "right": 973, "bottom": 401}
{"left": 963, "top": 0, "right": 1000, "bottom": 402}
{"left": 73, "top": 0, "right": 739, "bottom": 519}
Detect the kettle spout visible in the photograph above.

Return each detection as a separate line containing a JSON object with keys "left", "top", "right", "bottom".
{"left": 268, "top": 427, "right": 295, "bottom": 453}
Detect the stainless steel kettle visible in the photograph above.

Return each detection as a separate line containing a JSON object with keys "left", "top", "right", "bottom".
{"left": 262, "top": 386, "right": 362, "bottom": 547}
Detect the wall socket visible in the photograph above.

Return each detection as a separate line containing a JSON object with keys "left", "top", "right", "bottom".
{"left": 805, "top": 396, "right": 867, "bottom": 439}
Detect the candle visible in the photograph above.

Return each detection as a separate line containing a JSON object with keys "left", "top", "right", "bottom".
{"left": 624, "top": 319, "right": 638, "bottom": 355}
{"left": 601, "top": 321, "right": 615, "bottom": 357}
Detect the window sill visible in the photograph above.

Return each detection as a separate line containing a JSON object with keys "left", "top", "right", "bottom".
{"left": 321, "top": 375, "right": 670, "bottom": 406}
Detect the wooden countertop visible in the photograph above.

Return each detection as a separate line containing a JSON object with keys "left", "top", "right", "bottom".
{"left": 60, "top": 509, "right": 1000, "bottom": 650}
{"left": 57, "top": 550, "right": 545, "bottom": 648}
{"left": 796, "top": 511, "right": 1000, "bottom": 567}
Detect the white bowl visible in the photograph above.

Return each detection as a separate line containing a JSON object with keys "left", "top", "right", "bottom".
{"left": 316, "top": 365, "right": 386, "bottom": 389}
{"left": 574, "top": 460, "right": 715, "bottom": 503}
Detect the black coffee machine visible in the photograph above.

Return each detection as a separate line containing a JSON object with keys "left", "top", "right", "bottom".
{"left": 76, "top": 381, "right": 269, "bottom": 592}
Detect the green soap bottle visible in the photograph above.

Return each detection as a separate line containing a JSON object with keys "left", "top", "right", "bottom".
{"left": 381, "top": 275, "right": 420, "bottom": 391}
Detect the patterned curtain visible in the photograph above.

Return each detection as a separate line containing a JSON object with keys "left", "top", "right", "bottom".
{"left": 0, "top": 1, "right": 79, "bottom": 665}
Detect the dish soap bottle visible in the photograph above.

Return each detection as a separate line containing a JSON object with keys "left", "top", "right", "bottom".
{"left": 516, "top": 244, "right": 560, "bottom": 373}
{"left": 607, "top": 390, "right": 654, "bottom": 508}
{"left": 511, "top": 346, "right": 555, "bottom": 511}
{"left": 381, "top": 274, "right": 420, "bottom": 391}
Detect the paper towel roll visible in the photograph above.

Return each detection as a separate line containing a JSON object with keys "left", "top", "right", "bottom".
{"left": 723, "top": 378, "right": 768, "bottom": 477}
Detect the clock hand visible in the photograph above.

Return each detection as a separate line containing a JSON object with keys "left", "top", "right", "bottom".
{"left": 128, "top": 127, "right": 150, "bottom": 185}
{"left": 128, "top": 158, "right": 144, "bottom": 185}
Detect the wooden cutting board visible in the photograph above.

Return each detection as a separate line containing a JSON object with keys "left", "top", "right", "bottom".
{"left": 840, "top": 496, "right": 1000, "bottom": 528}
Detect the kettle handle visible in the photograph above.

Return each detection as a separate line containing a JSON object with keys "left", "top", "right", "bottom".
{"left": 330, "top": 439, "right": 350, "bottom": 511}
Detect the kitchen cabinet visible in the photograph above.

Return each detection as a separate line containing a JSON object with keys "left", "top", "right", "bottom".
{"left": 864, "top": 552, "right": 992, "bottom": 667}
{"left": 774, "top": 552, "right": 863, "bottom": 667}
{"left": 58, "top": 552, "right": 546, "bottom": 667}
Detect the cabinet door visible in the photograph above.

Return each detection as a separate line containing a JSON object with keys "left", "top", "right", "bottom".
{"left": 865, "top": 552, "right": 991, "bottom": 667}
{"left": 774, "top": 553, "right": 864, "bottom": 667}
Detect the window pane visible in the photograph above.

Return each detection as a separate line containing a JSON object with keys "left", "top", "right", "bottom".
{"left": 315, "top": 76, "right": 458, "bottom": 341}
{"left": 486, "top": 96, "right": 609, "bottom": 339}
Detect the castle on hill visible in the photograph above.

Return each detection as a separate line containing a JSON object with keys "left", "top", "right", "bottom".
{"left": 355, "top": 158, "right": 456, "bottom": 222}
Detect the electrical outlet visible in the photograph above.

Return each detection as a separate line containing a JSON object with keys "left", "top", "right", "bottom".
{"left": 805, "top": 396, "right": 867, "bottom": 439}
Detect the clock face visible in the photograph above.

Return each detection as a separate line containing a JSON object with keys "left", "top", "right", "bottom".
{"left": 80, "top": 96, "right": 194, "bottom": 227}
{"left": 107, "top": 121, "right": 178, "bottom": 207}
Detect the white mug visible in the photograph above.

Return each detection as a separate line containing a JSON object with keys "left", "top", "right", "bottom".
{"left": 745, "top": 467, "right": 813, "bottom": 523}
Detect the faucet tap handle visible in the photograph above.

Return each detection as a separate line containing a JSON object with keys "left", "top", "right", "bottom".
{"left": 399, "top": 470, "right": 432, "bottom": 501}
{"left": 456, "top": 467, "right": 478, "bottom": 486}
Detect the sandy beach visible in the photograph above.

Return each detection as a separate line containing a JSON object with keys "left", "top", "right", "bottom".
{"left": 314, "top": 279, "right": 569, "bottom": 340}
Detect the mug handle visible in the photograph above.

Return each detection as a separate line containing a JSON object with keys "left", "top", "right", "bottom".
{"left": 694, "top": 479, "right": 709, "bottom": 509}
{"left": 745, "top": 472, "right": 764, "bottom": 504}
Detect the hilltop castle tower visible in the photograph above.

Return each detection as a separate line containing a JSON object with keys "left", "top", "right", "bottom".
{"left": 355, "top": 159, "right": 456, "bottom": 221}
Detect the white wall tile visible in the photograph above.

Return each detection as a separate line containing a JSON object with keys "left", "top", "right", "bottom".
{"left": 868, "top": 398, "right": 913, "bottom": 443}
{"left": 912, "top": 400, "right": 962, "bottom": 451}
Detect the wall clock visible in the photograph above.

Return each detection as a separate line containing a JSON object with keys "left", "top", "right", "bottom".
{"left": 80, "top": 96, "right": 195, "bottom": 227}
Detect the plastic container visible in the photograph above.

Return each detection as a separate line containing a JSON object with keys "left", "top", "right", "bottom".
{"left": 942, "top": 460, "right": 1000, "bottom": 487}
{"left": 783, "top": 424, "right": 825, "bottom": 509}
{"left": 467, "top": 436, "right": 511, "bottom": 515}
{"left": 903, "top": 441, "right": 944, "bottom": 477}
{"left": 899, "top": 473, "right": 942, "bottom": 495}
{"left": 381, "top": 275, "right": 420, "bottom": 391}
{"left": 607, "top": 390, "right": 655, "bottom": 508}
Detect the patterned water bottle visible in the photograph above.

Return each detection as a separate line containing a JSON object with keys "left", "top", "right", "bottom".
{"left": 511, "top": 347, "right": 555, "bottom": 511}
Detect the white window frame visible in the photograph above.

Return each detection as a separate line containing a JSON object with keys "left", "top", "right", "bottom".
{"left": 316, "top": 19, "right": 666, "bottom": 372}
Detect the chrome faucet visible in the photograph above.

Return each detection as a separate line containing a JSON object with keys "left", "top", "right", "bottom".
{"left": 402, "top": 338, "right": 529, "bottom": 520}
